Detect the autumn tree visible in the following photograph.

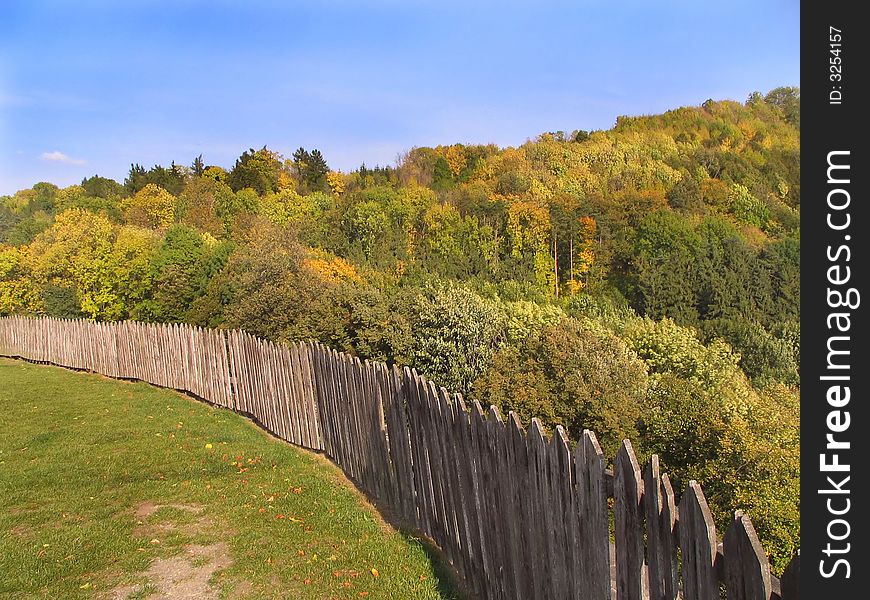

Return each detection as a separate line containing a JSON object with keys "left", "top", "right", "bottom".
{"left": 227, "top": 147, "right": 282, "bottom": 195}
{"left": 122, "top": 184, "right": 177, "bottom": 229}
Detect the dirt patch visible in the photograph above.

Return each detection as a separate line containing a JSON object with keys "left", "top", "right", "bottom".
{"left": 105, "top": 503, "right": 239, "bottom": 599}
{"left": 134, "top": 502, "right": 204, "bottom": 520}
{"left": 134, "top": 542, "right": 231, "bottom": 599}
{"left": 9, "top": 524, "right": 31, "bottom": 537}
{"left": 225, "top": 579, "right": 254, "bottom": 599}
{"left": 105, "top": 543, "right": 231, "bottom": 600}
{"left": 132, "top": 502, "right": 213, "bottom": 540}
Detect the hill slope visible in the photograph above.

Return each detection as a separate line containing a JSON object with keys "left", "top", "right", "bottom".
{"left": 0, "top": 358, "right": 461, "bottom": 599}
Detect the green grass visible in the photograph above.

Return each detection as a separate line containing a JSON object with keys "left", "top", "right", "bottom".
{"left": 0, "top": 358, "right": 462, "bottom": 599}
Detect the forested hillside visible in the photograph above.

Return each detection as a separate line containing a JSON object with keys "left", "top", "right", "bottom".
{"left": 0, "top": 88, "right": 800, "bottom": 571}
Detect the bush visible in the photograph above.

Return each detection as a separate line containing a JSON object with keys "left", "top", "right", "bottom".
{"left": 701, "top": 317, "right": 799, "bottom": 387}
{"left": 410, "top": 282, "right": 507, "bottom": 394}
{"left": 472, "top": 317, "right": 648, "bottom": 456}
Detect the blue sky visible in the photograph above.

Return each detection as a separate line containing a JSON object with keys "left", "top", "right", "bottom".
{"left": 0, "top": 0, "right": 799, "bottom": 195}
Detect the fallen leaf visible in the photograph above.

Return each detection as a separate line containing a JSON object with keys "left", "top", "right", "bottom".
{"left": 370, "top": 568, "right": 379, "bottom": 577}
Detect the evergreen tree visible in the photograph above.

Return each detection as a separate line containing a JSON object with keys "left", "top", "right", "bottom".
{"left": 192, "top": 154, "right": 205, "bottom": 177}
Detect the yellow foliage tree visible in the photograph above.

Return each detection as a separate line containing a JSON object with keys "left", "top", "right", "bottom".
{"left": 0, "top": 246, "right": 42, "bottom": 314}
{"left": 506, "top": 200, "right": 549, "bottom": 257}
{"left": 24, "top": 209, "right": 159, "bottom": 319}
{"left": 326, "top": 171, "right": 346, "bottom": 196}
{"left": 122, "top": 184, "right": 176, "bottom": 229}
{"left": 202, "top": 166, "right": 228, "bottom": 182}
{"left": 302, "top": 249, "right": 360, "bottom": 284}
{"left": 277, "top": 171, "right": 298, "bottom": 193}
{"left": 444, "top": 145, "right": 467, "bottom": 178}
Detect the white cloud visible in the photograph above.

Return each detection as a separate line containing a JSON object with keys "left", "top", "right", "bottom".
{"left": 40, "top": 150, "right": 86, "bottom": 165}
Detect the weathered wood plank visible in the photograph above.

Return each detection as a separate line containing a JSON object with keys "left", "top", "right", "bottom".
{"left": 485, "top": 405, "right": 510, "bottom": 598}
{"left": 678, "top": 481, "right": 719, "bottom": 600}
{"left": 274, "top": 344, "right": 291, "bottom": 441}
{"left": 287, "top": 344, "right": 304, "bottom": 446}
{"left": 551, "top": 426, "right": 573, "bottom": 599}
{"left": 405, "top": 368, "right": 432, "bottom": 535}
{"left": 615, "top": 439, "right": 645, "bottom": 600}
{"left": 448, "top": 395, "right": 476, "bottom": 592}
{"left": 644, "top": 455, "right": 679, "bottom": 600}
{"left": 387, "top": 364, "right": 415, "bottom": 525}
{"left": 527, "top": 418, "right": 550, "bottom": 599}
{"left": 421, "top": 379, "right": 449, "bottom": 551}
{"left": 659, "top": 472, "right": 679, "bottom": 600}
{"left": 724, "top": 511, "right": 772, "bottom": 600}
{"left": 466, "top": 401, "right": 492, "bottom": 596}
{"left": 505, "top": 412, "right": 529, "bottom": 600}
{"left": 540, "top": 420, "right": 558, "bottom": 600}
{"left": 351, "top": 356, "right": 368, "bottom": 483}
{"left": 311, "top": 345, "right": 329, "bottom": 450}
{"left": 432, "top": 386, "right": 460, "bottom": 570}
{"left": 302, "top": 343, "right": 322, "bottom": 450}
{"left": 331, "top": 349, "right": 350, "bottom": 470}
{"left": 779, "top": 552, "right": 799, "bottom": 600}
{"left": 328, "top": 348, "right": 343, "bottom": 462}
{"left": 575, "top": 430, "right": 611, "bottom": 600}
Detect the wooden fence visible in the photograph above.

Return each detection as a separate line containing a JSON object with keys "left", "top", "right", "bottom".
{"left": 0, "top": 316, "right": 799, "bottom": 599}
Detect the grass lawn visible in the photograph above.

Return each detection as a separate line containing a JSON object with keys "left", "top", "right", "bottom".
{"left": 0, "top": 358, "right": 462, "bottom": 599}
